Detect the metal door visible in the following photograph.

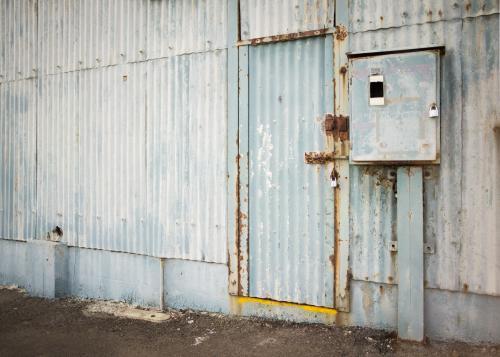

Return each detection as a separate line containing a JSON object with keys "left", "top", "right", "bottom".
{"left": 246, "top": 36, "right": 335, "bottom": 307}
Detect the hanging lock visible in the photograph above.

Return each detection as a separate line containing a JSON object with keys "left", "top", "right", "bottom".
{"left": 330, "top": 170, "right": 338, "bottom": 188}
{"left": 429, "top": 103, "right": 439, "bottom": 118}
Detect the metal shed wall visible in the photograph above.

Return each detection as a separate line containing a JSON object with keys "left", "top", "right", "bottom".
{"left": 0, "top": 0, "right": 228, "bottom": 263}
{"left": 239, "top": 0, "right": 335, "bottom": 40}
{"left": 349, "top": 2, "right": 500, "bottom": 297}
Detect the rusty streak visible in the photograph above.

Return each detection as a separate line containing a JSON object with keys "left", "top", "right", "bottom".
{"left": 237, "top": 28, "right": 334, "bottom": 47}
{"left": 304, "top": 151, "right": 336, "bottom": 164}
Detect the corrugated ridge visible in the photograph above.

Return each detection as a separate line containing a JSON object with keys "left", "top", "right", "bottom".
{"left": 350, "top": 0, "right": 499, "bottom": 33}
{"left": 240, "top": 0, "right": 334, "bottom": 40}
{"left": 0, "top": 79, "right": 37, "bottom": 240}
{"left": 248, "top": 37, "right": 334, "bottom": 306}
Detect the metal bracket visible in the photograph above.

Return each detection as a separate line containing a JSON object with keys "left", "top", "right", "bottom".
{"left": 325, "top": 113, "right": 349, "bottom": 140}
{"left": 304, "top": 151, "right": 335, "bottom": 164}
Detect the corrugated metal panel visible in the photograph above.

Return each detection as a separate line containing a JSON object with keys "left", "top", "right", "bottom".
{"left": 350, "top": 167, "right": 397, "bottom": 284}
{"left": 36, "top": 0, "right": 227, "bottom": 75}
{"left": 349, "top": 15, "right": 500, "bottom": 296}
{"left": 146, "top": 50, "right": 227, "bottom": 263}
{"left": 37, "top": 0, "right": 147, "bottom": 75}
{"left": 0, "top": 0, "right": 38, "bottom": 82}
{"left": 37, "top": 63, "right": 149, "bottom": 253}
{"left": 240, "top": 0, "right": 334, "bottom": 40}
{"left": 350, "top": 0, "right": 499, "bottom": 33}
{"left": 147, "top": 0, "right": 227, "bottom": 59}
{"left": 36, "top": 50, "right": 227, "bottom": 263}
{"left": 248, "top": 37, "right": 335, "bottom": 307}
{"left": 350, "top": 19, "right": 463, "bottom": 289}
{"left": 0, "top": 79, "right": 37, "bottom": 240}
{"left": 457, "top": 15, "right": 499, "bottom": 296}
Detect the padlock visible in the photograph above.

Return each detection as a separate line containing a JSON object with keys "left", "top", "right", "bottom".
{"left": 429, "top": 103, "right": 439, "bottom": 118}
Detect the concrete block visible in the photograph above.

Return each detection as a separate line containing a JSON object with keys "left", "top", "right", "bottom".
{"left": 0, "top": 239, "right": 27, "bottom": 287}
{"left": 165, "top": 259, "right": 229, "bottom": 313}
{"left": 26, "top": 240, "right": 68, "bottom": 298}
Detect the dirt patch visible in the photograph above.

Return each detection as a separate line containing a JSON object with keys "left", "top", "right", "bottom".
{"left": 0, "top": 288, "right": 498, "bottom": 357}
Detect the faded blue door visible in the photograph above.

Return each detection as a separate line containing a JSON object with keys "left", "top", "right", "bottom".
{"left": 247, "top": 36, "right": 335, "bottom": 307}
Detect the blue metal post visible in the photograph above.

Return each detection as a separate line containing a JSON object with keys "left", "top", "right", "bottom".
{"left": 397, "top": 166, "right": 424, "bottom": 341}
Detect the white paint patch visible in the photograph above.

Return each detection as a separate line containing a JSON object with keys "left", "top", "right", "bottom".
{"left": 84, "top": 300, "right": 170, "bottom": 323}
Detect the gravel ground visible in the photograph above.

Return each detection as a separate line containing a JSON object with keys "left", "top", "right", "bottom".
{"left": 0, "top": 287, "right": 498, "bottom": 357}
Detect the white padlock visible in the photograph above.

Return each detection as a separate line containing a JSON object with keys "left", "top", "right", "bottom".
{"left": 331, "top": 176, "right": 337, "bottom": 188}
{"left": 429, "top": 103, "right": 439, "bottom": 118}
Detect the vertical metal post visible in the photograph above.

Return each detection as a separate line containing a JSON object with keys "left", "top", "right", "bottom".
{"left": 333, "top": 0, "right": 351, "bottom": 312}
{"left": 227, "top": 0, "right": 242, "bottom": 295}
{"left": 397, "top": 167, "right": 424, "bottom": 341}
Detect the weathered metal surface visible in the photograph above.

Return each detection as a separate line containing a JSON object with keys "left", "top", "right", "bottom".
{"left": 238, "top": 28, "right": 334, "bottom": 47}
{"left": 332, "top": 0, "right": 351, "bottom": 312}
{"left": 350, "top": 11, "right": 500, "bottom": 297}
{"left": 247, "top": 36, "right": 335, "bottom": 307}
{"left": 145, "top": 50, "right": 228, "bottom": 263}
{"left": 454, "top": 14, "right": 500, "bottom": 296}
{"left": 350, "top": 50, "right": 440, "bottom": 163}
{"left": 304, "top": 151, "right": 336, "bottom": 164}
{"left": 236, "top": 46, "right": 250, "bottom": 295}
{"left": 227, "top": 0, "right": 240, "bottom": 295}
{"left": 324, "top": 113, "right": 349, "bottom": 139}
{"left": 240, "top": 0, "right": 335, "bottom": 40}
{"left": 397, "top": 167, "right": 424, "bottom": 341}
{"left": 0, "top": 79, "right": 37, "bottom": 240}
{"left": 350, "top": 166, "right": 398, "bottom": 284}
{"left": 0, "top": 0, "right": 37, "bottom": 83}
{"left": 350, "top": 0, "right": 499, "bottom": 33}
{"left": 35, "top": 0, "right": 227, "bottom": 75}
{"left": 35, "top": 50, "right": 227, "bottom": 263}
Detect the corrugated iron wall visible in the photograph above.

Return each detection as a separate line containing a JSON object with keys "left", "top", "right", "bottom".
{"left": 0, "top": 79, "right": 37, "bottom": 240}
{"left": 239, "top": 0, "right": 334, "bottom": 40}
{"left": 1, "top": 0, "right": 227, "bottom": 263}
{"left": 1, "top": 0, "right": 499, "bottom": 303}
{"left": 349, "top": 1, "right": 500, "bottom": 297}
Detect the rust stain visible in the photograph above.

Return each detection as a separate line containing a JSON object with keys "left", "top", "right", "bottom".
{"left": 334, "top": 25, "right": 347, "bottom": 41}
{"left": 304, "top": 151, "right": 335, "bottom": 164}
{"left": 463, "top": 283, "right": 469, "bottom": 292}
{"left": 465, "top": 3, "right": 471, "bottom": 11}
{"left": 247, "top": 28, "right": 331, "bottom": 46}
{"left": 333, "top": 166, "right": 340, "bottom": 302}
{"left": 324, "top": 113, "right": 349, "bottom": 140}
{"left": 438, "top": 9, "right": 443, "bottom": 17}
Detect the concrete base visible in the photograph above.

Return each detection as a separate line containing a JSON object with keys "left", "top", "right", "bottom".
{"left": 1, "top": 238, "right": 499, "bottom": 344}
{"left": 26, "top": 240, "right": 68, "bottom": 298}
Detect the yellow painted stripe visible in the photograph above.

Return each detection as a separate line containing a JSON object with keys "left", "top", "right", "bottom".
{"left": 236, "top": 296, "right": 337, "bottom": 315}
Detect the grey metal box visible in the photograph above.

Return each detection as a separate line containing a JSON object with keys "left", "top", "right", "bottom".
{"left": 349, "top": 48, "right": 442, "bottom": 163}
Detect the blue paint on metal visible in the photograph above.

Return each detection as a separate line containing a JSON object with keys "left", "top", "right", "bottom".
{"left": 247, "top": 36, "right": 335, "bottom": 307}
{"left": 397, "top": 167, "right": 424, "bottom": 341}
{"left": 350, "top": 51, "right": 440, "bottom": 162}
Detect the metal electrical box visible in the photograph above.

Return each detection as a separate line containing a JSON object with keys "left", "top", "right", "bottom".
{"left": 348, "top": 46, "right": 444, "bottom": 164}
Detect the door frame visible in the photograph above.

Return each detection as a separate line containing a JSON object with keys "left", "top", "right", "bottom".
{"left": 227, "top": 0, "right": 351, "bottom": 312}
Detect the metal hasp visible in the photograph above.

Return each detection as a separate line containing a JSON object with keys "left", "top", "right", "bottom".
{"left": 324, "top": 113, "right": 349, "bottom": 140}
{"left": 348, "top": 46, "right": 444, "bottom": 164}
